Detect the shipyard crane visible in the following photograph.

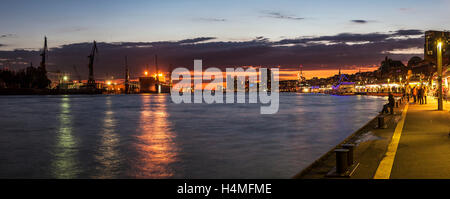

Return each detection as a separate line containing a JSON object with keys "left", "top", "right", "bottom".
{"left": 124, "top": 56, "right": 130, "bottom": 94}
{"left": 87, "top": 41, "right": 98, "bottom": 87}
{"left": 155, "top": 54, "right": 159, "bottom": 82}
{"left": 40, "top": 36, "right": 48, "bottom": 71}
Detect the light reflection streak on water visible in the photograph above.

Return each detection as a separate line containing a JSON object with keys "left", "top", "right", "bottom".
{"left": 94, "top": 96, "right": 120, "bottom": 178}
{"left": 135, "top": 95, "right": 178, "bottom": 178}
{"left": 52, "top": 96, "right": 79, "bottom": 178}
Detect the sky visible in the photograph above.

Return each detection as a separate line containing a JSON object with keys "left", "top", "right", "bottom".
{"left": 0, "top": 0, "right": 449, "bottom": 79}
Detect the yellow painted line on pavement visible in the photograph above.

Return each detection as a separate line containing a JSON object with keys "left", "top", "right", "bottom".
{"left": 373, "top": 103, "right": 409, "bottom": 179}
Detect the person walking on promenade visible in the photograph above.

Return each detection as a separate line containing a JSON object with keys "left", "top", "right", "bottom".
{"left": 418, "top": 86, "right": 424, "bottom": 104}
{"left": 444, "top": 87, "right": 448, "bottom": 102}
{"left": 402, "top": 87, "right": 406, "bottom": 100}
{"left": 412, "top": 86, "right": 418, "bottom": 103}
{"left": 423, "top": 85, "right": 428, "bottom": 104}
{"left": 406, "top": 85, "right": 411, "bottom": 102}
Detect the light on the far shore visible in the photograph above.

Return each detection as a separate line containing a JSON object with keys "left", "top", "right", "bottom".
{"left": 144, "top": 71, "right": 148, "bottom": 76}
{"left": 107, "top": 81, "right": 112, "bottom": 86}
{"left": 63, "top": 76, "right": 68, "bottom": 81}
{"left": 153, "top": 73, "right": 163, "bottom": 77}
{"left": 437, "top": 41, "right": 443, "bottom": 49}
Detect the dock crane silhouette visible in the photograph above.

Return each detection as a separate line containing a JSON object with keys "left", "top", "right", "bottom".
{"left": 40, "top": 36, "right": 48, "bottom": 71}
{"left": 87, "top": 41, "right": 98, "bottom": 87}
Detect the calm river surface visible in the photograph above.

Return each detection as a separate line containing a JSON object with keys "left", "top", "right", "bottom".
{"left": 0, "top": 93, "right": 386, "bottom": 178}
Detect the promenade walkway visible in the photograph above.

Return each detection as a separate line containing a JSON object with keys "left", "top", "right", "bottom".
{"left": 374, "top": 97, "right": 450, "bottom": 179}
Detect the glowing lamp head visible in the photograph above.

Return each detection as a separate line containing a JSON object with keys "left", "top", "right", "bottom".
{"left": 107, "top": 81, "right": 111, "bottom": 86}
{"left": 144, "top": 71, "right": 148, "bottom": 76}
{"left": 63, "top": 76, "right": 68, "bottom": 81}
{"left": 438, "top": 42, "right": 443, "bottom": 49}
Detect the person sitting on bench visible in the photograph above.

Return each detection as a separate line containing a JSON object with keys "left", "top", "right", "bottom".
{"left": 381, "top": 93, "right": 395, "bottom": 114}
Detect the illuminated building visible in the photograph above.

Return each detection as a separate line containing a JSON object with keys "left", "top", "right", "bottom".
{"left": 424, "top": 30, "right": 449, "bottom": 65}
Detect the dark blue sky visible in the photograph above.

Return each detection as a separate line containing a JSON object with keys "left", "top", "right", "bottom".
{"left": 0, "top": 0, "right": 448, "bottom": 49}
{"left": 0, "top": 0, "right": 448, "bottom": 79}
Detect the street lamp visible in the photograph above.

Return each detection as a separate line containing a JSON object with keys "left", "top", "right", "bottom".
{"left": 388, "top": 78, "right": 390, "bottom": 92}
{"left": 437, "top": 41, "right": 443, "bottom": 110}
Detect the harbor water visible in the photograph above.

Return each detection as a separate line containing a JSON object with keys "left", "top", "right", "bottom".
{"left": 0, "top": 93, "right": 386, "bottom": 178}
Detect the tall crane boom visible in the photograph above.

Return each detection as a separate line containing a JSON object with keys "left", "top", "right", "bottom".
{"left": 87, "top": 41, "right": 98, "bottom": 87}
{"left": 124, "top": 56, "right": 130, "bottom": 94}
{"left": 40, "top": 36, "right": 48, "bottom": 71}
{"left": 155, "top": 54, "right": 159, "bottom": 82}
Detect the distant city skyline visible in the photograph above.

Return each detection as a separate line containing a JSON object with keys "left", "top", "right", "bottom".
{"left": 0, "top": 0, "right": 449, "bottom": 79}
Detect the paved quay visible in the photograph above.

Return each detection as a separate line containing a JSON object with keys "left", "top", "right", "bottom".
{"left": 296, "top": 97, "right": 450, "bottom": 179}
{"left": 379, "top": 98, "right": 450, "bottom": 179}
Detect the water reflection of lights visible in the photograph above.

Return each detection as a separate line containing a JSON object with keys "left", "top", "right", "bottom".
{"left": 52, "top": 96, "right": 79, "bottom": 178}
{"left": 135, "top": 95, "right": 178, "bottom": 178}
{"left": 94, "top": 96, "right": 121, "bottom": 178}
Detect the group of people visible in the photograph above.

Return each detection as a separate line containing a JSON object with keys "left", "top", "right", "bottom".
{"left": 405, "top": 85, "right": 428, "bottom": 104}
{"left": 382, "top": 85, "right": 429, "bottom": 115}
{"left": 382, "top": 83, "right": 449, "bottom": 114}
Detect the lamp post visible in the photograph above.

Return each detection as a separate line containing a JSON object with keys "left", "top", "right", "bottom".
{"left": 437, "top": 41, "right": 443, "bottom": 111}
{"left": 387, "top": 78, "right": 390, "bottom": 92}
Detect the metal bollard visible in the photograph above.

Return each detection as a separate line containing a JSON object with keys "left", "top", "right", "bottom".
{"left": 334, "top": 148, "right": 349, "bottom": 174}
{"left": 341, "top": 144, "right": 355, "bottom": 166}
{"left": 377, "top": 115, "right": 385, "bottom": 128}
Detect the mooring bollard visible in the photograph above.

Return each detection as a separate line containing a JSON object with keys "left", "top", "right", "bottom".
{"left": 377, "top": 115, "right": 385, "bottom": 129}
{"left": 341, "top": 144, "right": 355, "bottom": 166}
{"left": 334, "top": 148, "right": 349, "bottom": 174}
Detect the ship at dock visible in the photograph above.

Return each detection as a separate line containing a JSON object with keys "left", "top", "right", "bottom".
{"left": 138, "top": 55, "right": 171, "bottom": 94}
{"left": 329, "top": 69, "right": 356, "bottom": 95}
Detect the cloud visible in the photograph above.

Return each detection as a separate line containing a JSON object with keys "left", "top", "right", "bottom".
{"left": 383, "top": 47, "right": 423, "bottom": 55}
{"left": 262, "top": 11, "right": 304, "bottom": 21}
{"left": 0, "top": 29, "right": 425, "bottom": 78}
{"left": 276, "top": 32, "right": 389, "bottom": 45}
{"left": 57, "top": 26, "right": 88, "bottom": 33}
{"left": 0, "top": 34, "right": 15, "bottom": 38}
{"left": 276, "top": 29, "right": 424, "bottom": 46}
{"left": 399, "top": 8, "right": 414, "bottom": 12}
{"left": 393, "top": 29, "right": 423, "bottom": 36}
{"left": 195, "top": 17, "right": 227, "bottom": 22}
{"left": 178, "top": 37, "right": 217, "bottom": 44}
{"left": 351, "top": 20, "right": 369, "bottom": 24}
